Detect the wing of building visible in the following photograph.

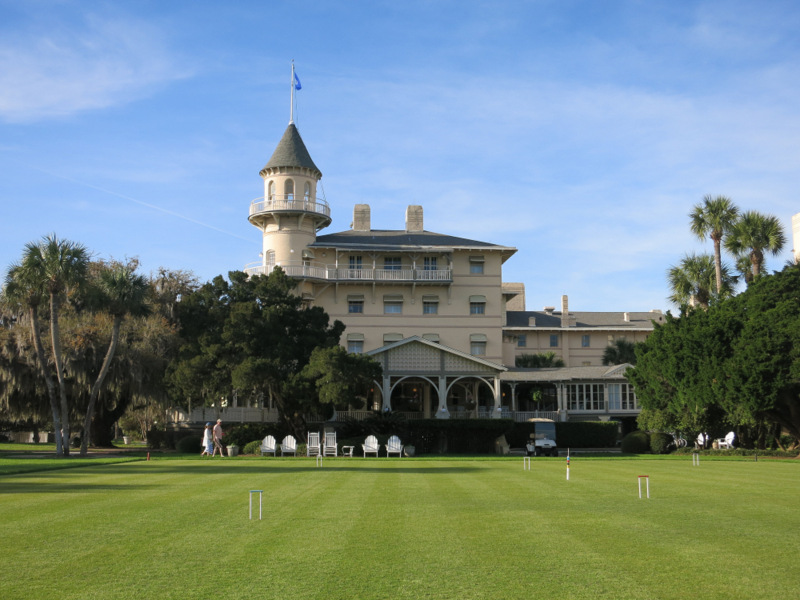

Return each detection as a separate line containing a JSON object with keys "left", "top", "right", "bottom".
{"left": 241, "top": 119, "right": 664, "bottom": 427}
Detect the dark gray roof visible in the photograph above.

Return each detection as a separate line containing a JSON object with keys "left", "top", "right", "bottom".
{"left": 506, "top": 310, "right": 665, "bottom": 329}
{"left": 311, "top": 229, "right": 516, "bottom": 253}
{"left": 262, "top": 123, "right": 321, "bottom": 177}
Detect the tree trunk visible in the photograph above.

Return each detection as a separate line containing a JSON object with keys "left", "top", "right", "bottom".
{"left": 50, "top": 293, "right": 70, "bottom": 456}
{"left": 713, "top": 236, "right": 723, "bottom": 295}
{"left": 80, "top": 317, "right": 122, "bottom": 456}
{"left": 28, "top": 306, "right": 64, "bottom": 457}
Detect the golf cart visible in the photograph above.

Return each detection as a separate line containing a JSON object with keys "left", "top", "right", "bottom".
{"left": 525, "top": 418, "right": 558, "bottom": 457}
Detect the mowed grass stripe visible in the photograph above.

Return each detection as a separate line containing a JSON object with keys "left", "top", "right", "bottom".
{"left": 2, "top": 458, "right": 799, "bottom": 599}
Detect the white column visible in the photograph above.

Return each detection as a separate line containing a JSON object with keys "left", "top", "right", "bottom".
{"left": 492, "top": 377, "right": 502, "bottom": 418}
{"left": 436, "top": 375, "right": 450, "bottom": 419}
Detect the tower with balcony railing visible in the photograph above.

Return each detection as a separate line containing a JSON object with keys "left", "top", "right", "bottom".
{"left": 246, "top": 122, "right": 331, "bottom": 280}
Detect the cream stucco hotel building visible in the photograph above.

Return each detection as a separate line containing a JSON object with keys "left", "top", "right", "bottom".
{"left": 244, "top": 120, "right": 664, "bottom": 425}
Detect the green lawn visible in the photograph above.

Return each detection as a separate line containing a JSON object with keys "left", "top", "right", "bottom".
{"left": 1, "top": 455, "right": 798, "bottom": 599}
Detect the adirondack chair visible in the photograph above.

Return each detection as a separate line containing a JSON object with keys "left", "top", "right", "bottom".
{"left": 716, "top": 431, "right": 736, "bottom": 449}
{"left": 260, "top": 435, "right": 277, "bottom": 456}
{"left": 307, "top": 432, "right": 321, "bottom": 456}
{"left": 363, "top": 435, "right": 379, "bottom": 457}
{"left": 280, "top": 435, "right": 297, "bottom": 456}
{"left": 323, "top": 432, "right": 338, "bottom": 457}
{"left": 385, "top": 435, "right": 403, "bottom": 458}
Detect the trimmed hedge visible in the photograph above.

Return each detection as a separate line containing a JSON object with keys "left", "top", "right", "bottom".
{"left": 620, "top": 430, "right": 650, "bottom": 454}
{"left": 556, "top": 422, "right": 619, "bottom": 448}
{"left": 649, "top": 432, "right": 673, "bottom": 454}
{"left": 176, "top": 435, "right": 202, "bottom": 454}
{"left": 505, "top": 421, "right": 618, "bottom": 449}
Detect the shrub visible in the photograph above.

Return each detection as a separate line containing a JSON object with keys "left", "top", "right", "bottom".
{"left": 243, "top": 440, "right": 262, "bottom": 455}
{"left": 620, "top": 430, "right": 650, "bottom": 454}
{"left": 176, "top": 435, "right": 202, "bottom": 454}
{"left": 505, "top": 421, "right": 618, "bottom": 449}
{"left": 649, "top": 432, "right": 673, "bottom": 454}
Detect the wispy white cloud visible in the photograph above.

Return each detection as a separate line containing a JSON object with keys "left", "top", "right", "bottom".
{"left": 0, "top": 12, "right": 192, "bottom": 122}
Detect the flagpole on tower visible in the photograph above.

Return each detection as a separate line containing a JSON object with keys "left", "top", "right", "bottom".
{"left": 290, "top": 60, "right": 295, "bottom": 124}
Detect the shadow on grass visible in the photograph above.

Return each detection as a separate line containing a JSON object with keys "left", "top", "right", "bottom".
{"left": 0, "top": 480, "right": 157, "bottom": 494}
{"left": 96, "top": 462, "right": 485, "bottom": 476}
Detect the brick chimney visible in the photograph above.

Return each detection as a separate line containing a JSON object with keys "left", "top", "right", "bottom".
{"left": 561, "top": 295, "right": 570, "bottom": 328}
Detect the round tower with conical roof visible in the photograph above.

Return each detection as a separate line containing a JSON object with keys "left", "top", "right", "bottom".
{"left": 247, "top": 122, "right": 331, "bottom": 278}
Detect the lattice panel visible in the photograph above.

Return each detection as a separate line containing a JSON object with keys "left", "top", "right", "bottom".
{"left": 444, "top": 353, "right": 485, "bottom": 372}
{"left": 387, "top": 342, "right": 441, "bottom": 371}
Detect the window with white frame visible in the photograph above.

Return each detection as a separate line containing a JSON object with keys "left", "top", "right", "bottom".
{"left": 566, "top": 383, "right": 605, "bottom": 411}
{"left": 469, "top": 256, "right": 484, "bottom": 274}
{"left": 347, "top": 333, "right": 364, "bottom": 354}
{"left": 470, "top": 334, "right": 487, "bottom": 356}
{"left": 384, "top": 256, "right": 401, "bottom": 270}
{"left": 348, "top": 295, "right": 364, "bottom": 314}
{"left": 268, "top": 180, "right": 276, "bottom": 201}
{"left": 608, "top": 383, "right": 637, "bottom": 410}
{"left": 423, "top": 256, "right": 437, "bottom": 270}
{"left": 469, "top": 295, "right": 486, "bottom": 315}
{"left": 284, "top": 179, "right": 294, "bottom": 200}
{"left": 422, "top": 295, "right": 439, "bottom": 315}
{"left": 304, "top": 182, "right": 311, "bottom": 202}
{"left": 349, "top": 255, "right": 362, "bottom": 270}
{"left": 383, "top": 294, "right": 403, "bottom": 314}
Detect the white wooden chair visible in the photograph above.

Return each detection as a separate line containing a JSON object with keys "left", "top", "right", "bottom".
{"left": 716, "top": 431, "right": 736, "bottom": 449}
{"left": 323, "top": 432, "right": 338, "bottom": 456}
{"left": 307, "top": 432, "right": 321, "bottom": 456}
{"left": 280, "top": 435, "right": 297, "bottom": 456}
{"left": 385, "top": 435, "right": 403, "bottom": 458}
{"left": 363, "top": 435, "right": 379, "bottom": 457}
{"left": 260, "top": 435, "right": 277, "bottom": 456}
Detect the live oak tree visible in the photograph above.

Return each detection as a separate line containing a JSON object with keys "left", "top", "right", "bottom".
{"left": 168, "top": 268, "right": 381, "bottom": 437}
{"left": 629, "top": 263, "right": 800, "bottom": 449}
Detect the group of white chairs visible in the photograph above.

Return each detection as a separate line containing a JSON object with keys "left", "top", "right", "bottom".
{"left": 259, "top": 432, "right": 405, "bottom": 457}
{"left": 695, "top": 431, "right": 736, "bottom": 450}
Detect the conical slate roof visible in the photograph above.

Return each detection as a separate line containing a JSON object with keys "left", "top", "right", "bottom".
{"left": 261, "top": 123, "right": 321, "bottom": 177}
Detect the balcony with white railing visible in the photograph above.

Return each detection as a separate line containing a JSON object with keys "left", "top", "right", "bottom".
{"left": 243, "top": 262, "right": 452, "bottom": 283}
{"left": 249, "top": 194, "right": 331, "bottom": 222}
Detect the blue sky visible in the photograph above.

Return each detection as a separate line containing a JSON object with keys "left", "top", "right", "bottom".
{"left": 1, "top": 0, "right": 798, "bottom": 312}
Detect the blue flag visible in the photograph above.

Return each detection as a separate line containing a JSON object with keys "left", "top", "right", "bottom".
{"left": 294, "top": 71, "right": 302, "bottom": 90}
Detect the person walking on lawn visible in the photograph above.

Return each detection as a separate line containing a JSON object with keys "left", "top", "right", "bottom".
{"left": 212, "top": 419, "right": 225, "bottom": 457}
{"left": 200, "top": 423, "right": 213, "bottom": 457}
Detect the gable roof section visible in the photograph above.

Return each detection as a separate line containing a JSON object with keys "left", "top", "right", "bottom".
{"left": 261, "top": 123, "right": 321, "bottom": 177}
{"left": 367, "top": 336, "right": 506, "bottom": 374}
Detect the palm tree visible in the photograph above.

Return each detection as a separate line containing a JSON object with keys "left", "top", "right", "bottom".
{"left": 690, "top": 195, "right": 739, "bottom": 295}
{"left": 667, "top": 253, "right": 735, "bottom": 309}
{"left": 80, "top": 264, "right": 150, "bottom": 455}
{"left": 3, "top": 262, "right": 66, "bottom": 455}
{"left": 602, "top": 339, "right": 637, "bottom": 366}
{"left": 724, "top": 210, "right": 786, "bottom": 279}
{"left": 16, "top": 235, "right": 89, "bottom": 455}
{"left": 515, "top": 352, "right": 565, "bottom": 368}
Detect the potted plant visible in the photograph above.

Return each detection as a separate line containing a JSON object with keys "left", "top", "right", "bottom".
{"left": 227, "top": 444, "right": 239, "bottom": 457}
